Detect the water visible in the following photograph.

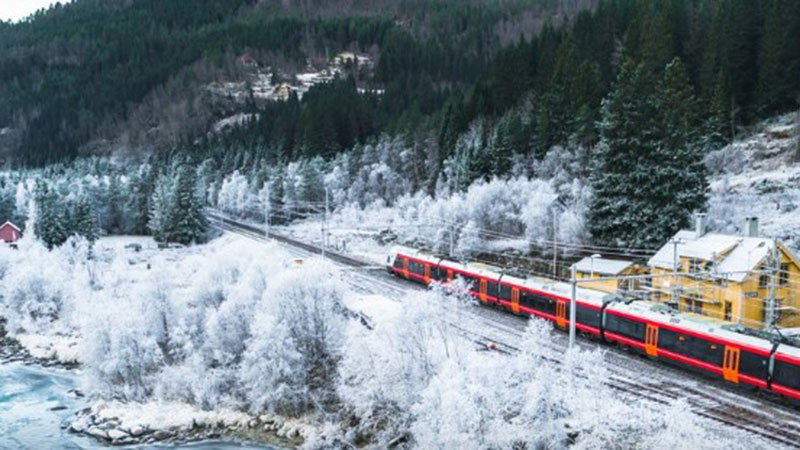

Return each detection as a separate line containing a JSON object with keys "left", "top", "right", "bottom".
{"left": 0, "top": 363, "right": 278, "bottom": 450}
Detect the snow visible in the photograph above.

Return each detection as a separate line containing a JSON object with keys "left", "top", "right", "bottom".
{"left": 89, "top": 399, "right": 253, "bottom": 431}
{"left": 706, "top": 112, "right": 800, "bottom": 252}
{"left": 0, "top": 228, "right": 780, "bottom": 448}
{"left": 572, "top": 256, "right": 633, "bottom": 275}
{"left": 648, "top": 230, "right": 775, "bottom": 282}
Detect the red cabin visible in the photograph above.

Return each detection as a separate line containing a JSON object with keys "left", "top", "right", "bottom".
{"left": 0, "top": 221, "right": 21, "bottom": 243}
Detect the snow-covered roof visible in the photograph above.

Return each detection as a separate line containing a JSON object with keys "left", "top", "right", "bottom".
{"left": 648, "top": 230, "right": 775, "bottom": 282}
{"left": 572, "top": 257, "right": 633, "bottom": 275}
{"left": 0, "top": 221, "right": 20, "bottom": 231}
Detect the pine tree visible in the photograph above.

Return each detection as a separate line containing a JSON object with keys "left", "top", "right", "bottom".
{"left": 588, "top": 59, "right": 707, "bottom": 249}
{"left": 34, "top": 183, "right": 68, "bottom": 249}
{"left": 651, "top": 57, "right": 708, "bottom": 240}
{"left": 169, "top": 165, "right": 207, "bottom": 245}
{"left": 711, "top": 69, "right": 735, "bottom": 142}
{"left": 755, "top": 0, "right": 800, "bottom": 115}
{"left": 73, "top": 196, "right": 98, "bottom": 243}
{"left": 297, "top": 157, "right": 326, "bottom": 206}
{"left": 148, "top": 174, "right": 173, "bottom": 244}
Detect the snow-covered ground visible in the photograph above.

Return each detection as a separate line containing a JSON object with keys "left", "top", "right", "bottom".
{"left": 0, "top": 230, "right": 787, "bottom": 448}
{"left": 707, "top": 113, "right": 800, "bottom": 251}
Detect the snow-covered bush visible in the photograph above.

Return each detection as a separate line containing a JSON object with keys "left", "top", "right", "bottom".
{"left": 240, "top": 262, "right": 347, "bottom": 416}
{"left": 0, "top": 240, "right": 73, "bottom": 333}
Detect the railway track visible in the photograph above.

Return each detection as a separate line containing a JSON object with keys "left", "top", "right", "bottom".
{"left": 209, "top": 211, "right": 800, "bottom": 448}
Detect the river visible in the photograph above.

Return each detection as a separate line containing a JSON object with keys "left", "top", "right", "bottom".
{"left": 0, "top": 362, "right": 278, "bottom": 450}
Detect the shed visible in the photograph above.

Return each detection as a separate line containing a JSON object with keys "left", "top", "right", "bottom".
{"left": 0, "top": 221, "right": 21, "bottom": 243}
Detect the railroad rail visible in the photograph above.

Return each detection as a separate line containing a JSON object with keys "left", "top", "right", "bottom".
{"left": 209, "top": 211, "right": 800, "bottom": 449}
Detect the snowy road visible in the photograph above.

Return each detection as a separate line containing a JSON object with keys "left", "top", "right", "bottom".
{"left": 210, "top": 210, "right": 800, "bottom": 448}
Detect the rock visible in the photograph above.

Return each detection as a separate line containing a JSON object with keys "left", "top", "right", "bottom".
{"left": 69, "top": 420, "right": 88, "bottom": 434}
{"left": 86, "top": 426, "right": 109, "bottom": 441}
{"left": 128, "top": 425, "right": 147, "bottom": 437}
{"left": 153, "top": 430, "right": 172, "bottom": 441}
{"left": 107, "top": 428, "right": 129, "bottom": 442}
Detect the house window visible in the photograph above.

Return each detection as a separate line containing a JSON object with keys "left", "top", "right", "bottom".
{"left": 760, "top": 274, "right": 770, "bottom": 288}
{"left": 684, "top": 298, "right": 703, "bottom": 314}
{"left": 688, "top": 258, "right": 707, "bottom": 273}
{"left": 780, "top": 263, "right": 790, "bottom": 286}
{"left": 724, "top": 302, "right": 732, "bottom": 321}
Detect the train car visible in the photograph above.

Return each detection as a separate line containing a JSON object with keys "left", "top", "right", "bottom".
{"left": 496, "top": 274, "right": 607, "bottom": 337}
{"left": 387, "top": 246, "right": 800, "bottom": 402}
{"left": 771, "top": 344, "right": 800, "bottom": 402}
{"left": 604, "top": 300, "right": 775, "bottom": 391}
{"left": 388, "top": 246, "right": 607, "bottom": 336}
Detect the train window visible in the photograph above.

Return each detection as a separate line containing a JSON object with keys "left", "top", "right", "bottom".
{"left": 576, "top": 305, "right": 601, "bottom": 329}
{"left": 773, "top": 360, "right": 800, "bottom": 390}
{"left": 393, "top": 257, "right": 404, "bottom": 269}
{"left": 658, "top": 329, "right": 679, "bottom": 352}
{"left": 431, "top": 266, "right": 442, "bottom": 281}
{"left": 606, "top": 314, "right": 645, "bottom": 342}
{"left": 499, "top": 284, "right": 512, "bottom": 301}
{"left": 408, "top": 260, "right": 425, "bottom": 276}
{"left": 487, "top": 281, "right": 498, "bottom": 298}
{"left": 739, "top": 351, "right": 768, "bottom": 380}
{"left": 688, "top": 338, "right": 723, "bottom": 367}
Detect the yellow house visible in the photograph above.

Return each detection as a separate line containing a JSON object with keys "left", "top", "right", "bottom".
{"left": 572, "top": 256, "right": 645, "bottom": 294}
{"left": 648, "top": 215, "right": 800, "bottom": 330}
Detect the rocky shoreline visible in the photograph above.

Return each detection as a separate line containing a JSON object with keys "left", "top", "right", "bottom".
{"left": 66, "top": 404, "right": 305, "bottom": 447}
{"left": 2, "top": 319, "right": 303, "bottom": 448}
{"left": 0, "top": 320, "right": 77, "bottom": 369}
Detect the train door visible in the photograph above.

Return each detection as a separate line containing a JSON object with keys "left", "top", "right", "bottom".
{"left": 511, "top": 287, "right": 520, "bottom": 314}
{"left": 424, "top": 264, "right": 431, "bottom": 285}
{"left": 645, "top": 324, "right": 659, "bottom": 357}
{"left": 556, "top": 300, "right": 567, "bottom": 328}
{"left": 402, "top": 258, "right": 409, "bottom": 279}
{"left": 723, "top": 346, "right": 740, "bottom": 383}
{"left": 447, "top": 269, "right": 454, "bottom": 281}
{"left": 479, "top": 279, "right": 488, "bottom": 303}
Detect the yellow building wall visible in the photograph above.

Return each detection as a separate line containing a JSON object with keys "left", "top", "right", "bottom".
{"left": 649, "top": 248, "right": 800, "bottom": 329}
{"left": 575, "top": 271, "right": 618, "bottom": 294}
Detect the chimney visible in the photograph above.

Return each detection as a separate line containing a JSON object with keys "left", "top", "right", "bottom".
{"left": 744, "top": 216, "right": 759, "bottom": 238}
{"left": 695, "top": 213, "right": 707, "bottom": 239}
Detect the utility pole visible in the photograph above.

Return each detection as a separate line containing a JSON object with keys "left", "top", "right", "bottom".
{"left": 552, "top": 214, "right": 558, "bottom": 278}
{"left": 263, "top": 184, "right": 270, "bottom": 238}
{"left": 765, "top": 238, "right": 780, "bottom": 326}
{"left": 671, "top": 239, "right": 680, "bottom": 307}
{"left": 449, "top": 223, "right": 454, "bottom": 257}
{"left": 321, "top": 188, "right": 329, "bottom": 259}
{"left": 569, "top": 264, "right": 577, "bottom": 349}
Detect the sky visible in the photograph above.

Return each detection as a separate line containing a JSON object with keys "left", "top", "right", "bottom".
{"left": 0, "top": 0, "right": 59, "bottom": 23}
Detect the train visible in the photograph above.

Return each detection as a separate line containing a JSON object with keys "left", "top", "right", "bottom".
{"left": 387, "top": 245, "right": 800, "bottom": 403}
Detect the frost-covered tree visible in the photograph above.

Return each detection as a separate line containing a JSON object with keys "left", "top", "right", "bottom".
{"left": 73, "top": 196, "right": 98, "bottom": 243}
{"left": 589, "top": 59, "right": 707, "bottom": 249}
{"left": 170, "top": 164, "right": 207, "bottom": 245}
{"left": 147, "top": 174, "right": 173, "bottom": 244}
{"left": 34, "top": 182, "right": 68, "bottom": 249}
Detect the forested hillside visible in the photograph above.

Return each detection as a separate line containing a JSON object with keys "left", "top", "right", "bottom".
{"left": 2, "top": 0, "right": 800, "bottom": 251}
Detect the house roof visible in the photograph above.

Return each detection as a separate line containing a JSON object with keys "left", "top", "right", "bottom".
{"left": 572, "top": 257, "right": 633, "bottom": 276}
{"left": 648, "top": 230, "right": 777, "bottom": 283}
{"left": 0, "top": 221, "right": 20, "bottom": 232}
